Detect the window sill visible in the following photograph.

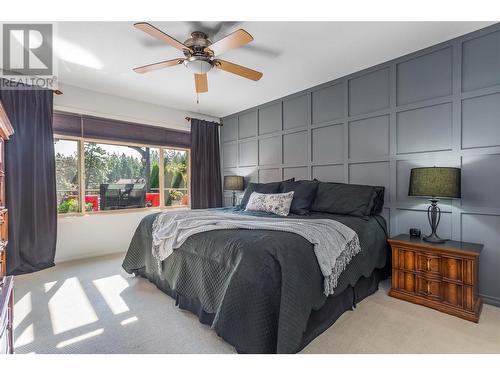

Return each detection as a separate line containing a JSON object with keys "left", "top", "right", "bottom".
{"left": 57, "top": 205, "right": 191, "bottom": 219}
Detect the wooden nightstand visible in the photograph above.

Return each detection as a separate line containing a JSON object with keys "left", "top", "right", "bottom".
{"left": 388, "top": 234, "right": 483, "bottom": 323}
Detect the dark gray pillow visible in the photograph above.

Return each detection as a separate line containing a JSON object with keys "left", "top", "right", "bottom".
{"left": 280, "top": 180, "right": 319, "bottom": 215}
{"left": 311, "top": 182, "right": 384, "bottom": 217}
{"left": 239, "top": 179, "right": 294, "bottom": 209}
{"left": 371, "top": 186, "right": 385, "bottom": 215}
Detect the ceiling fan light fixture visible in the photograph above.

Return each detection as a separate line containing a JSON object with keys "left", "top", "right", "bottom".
{"left": 133, "top": 23, "right": 263, "bottom": 94}
{"left": 184, "top": 56, "right": 213, "bottom": 74}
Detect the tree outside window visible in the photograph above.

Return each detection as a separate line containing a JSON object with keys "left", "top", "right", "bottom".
{"left": 55, "top": 138, "right": 189, "bottom": 213}
{"left": 163, "top": 149, "right": 189, "bottom": 207}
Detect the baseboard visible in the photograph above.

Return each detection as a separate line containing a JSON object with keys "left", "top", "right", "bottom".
{"left": 480, "top": 293, "right": 500, "bottom": 308}
{"left": 55, "top": 249, "right": 125, "bottom": 264}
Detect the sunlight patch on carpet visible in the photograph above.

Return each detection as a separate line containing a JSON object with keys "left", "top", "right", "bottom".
{"left": 49, "top": 277, "right": 98, "bottom": 334}
{"left": 93, "top": 274, "right": 130, "bottom": 315}
{"left": 56, "top": 328, "right": 104, "bottom": 349}
{"left": 120, "top": 316, "right": 138, "bottom": 326}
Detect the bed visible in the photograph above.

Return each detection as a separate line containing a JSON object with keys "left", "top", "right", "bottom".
{"left": 122, "top": 204, "right": 389, "bottom": 354}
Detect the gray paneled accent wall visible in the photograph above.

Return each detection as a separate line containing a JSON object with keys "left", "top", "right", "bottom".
{"left": 221, "top": 24, "right": 500, "bottom": 306}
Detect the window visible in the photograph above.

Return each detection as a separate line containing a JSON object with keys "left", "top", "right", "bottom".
{"left": 54, "top": 137, "right": 190, "bottom": 214}
{"left": 54, "top": 139, "right": 81, "bottom": 213}
{"left": 84, "top": 142, "right": 161, "bottom": 211}
{"left": 163, "top": 148, "right": 189, "bottom": 207}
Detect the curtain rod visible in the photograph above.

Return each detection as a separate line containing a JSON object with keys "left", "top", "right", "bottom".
{"left": 185, "top": 116, "right": 223, "bottom": 126}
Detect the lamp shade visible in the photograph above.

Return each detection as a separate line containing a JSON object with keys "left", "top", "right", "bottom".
{"left": 224, "top": 175, "right": 244, "bottom": 191}
{"left": 408, "top": 167, "right": 461, "bottom": 198}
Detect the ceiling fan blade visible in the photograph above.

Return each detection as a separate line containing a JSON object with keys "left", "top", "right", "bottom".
{"left": 133, "top": 58, "right": 185, "bottom": 74}
{"left": 185, "top": 21, "right": 242, "bottom": 40}
{"left": 134, "top": 22, "right": 192, "bottom": 53}
{"left": 195, "top": 73, "right": 208, "bottom": 93}
{"left": 205, "top": 29, "right": 253, "bottom": 56}
{"left": 214, "top": 59, "right": 263, "bottom": 81}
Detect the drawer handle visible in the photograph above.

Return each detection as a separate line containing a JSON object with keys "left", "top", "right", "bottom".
{"left": 427, "top": 281, "right": 431, "bottom": 294}
{"left": 427, "top": 258, "right": 431, "bottom": 271}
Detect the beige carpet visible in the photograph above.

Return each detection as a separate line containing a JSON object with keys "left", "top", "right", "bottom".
{"left": 13, "top": 253, "right": 500, "bottom": 354}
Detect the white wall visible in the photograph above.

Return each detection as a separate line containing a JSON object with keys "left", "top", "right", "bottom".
{"left": 56, "top": 210, "right": 157, "bottom": 262}
{"left": 54, "top": 84, "right": 218, "bottom": 263}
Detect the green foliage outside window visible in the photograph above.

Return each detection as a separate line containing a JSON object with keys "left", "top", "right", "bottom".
{"left": 55, "top": 138, "right": 188, "bottom": 212}
{"left": 83, "top": 143, "right": 160, "bottom": 191}
{"left": 150, "top": 163, "right": 159, "bottom": 191}
{"left": 57, "top": 197, "right": 93, "bottom": 214}
{"left": 164, "top": 150, "right": 188, "bottom": 205}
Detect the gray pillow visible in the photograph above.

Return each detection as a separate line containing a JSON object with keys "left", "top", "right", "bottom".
{"left": 311, "top": 181, "right": 384, "bottom": 217}
{"left": 280, "top": 180, "right": 319, "bottom": 215}
{"left": 371, "top": 186, "right": 385, "bottom": 215}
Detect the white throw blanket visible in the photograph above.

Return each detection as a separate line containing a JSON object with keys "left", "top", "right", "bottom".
{"left": 152, "top": 210, "right": 361, "bottom": 296}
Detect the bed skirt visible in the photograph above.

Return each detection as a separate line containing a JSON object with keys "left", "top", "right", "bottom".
{"left": 298, "top": 267, "right": 387, "bottom": 352}
{"left": 135, "top": 266, "right": 388, "bottom": 353}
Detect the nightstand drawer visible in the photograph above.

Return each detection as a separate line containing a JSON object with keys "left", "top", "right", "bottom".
{"left": 416, "top": 253, "right": 440, "bottom": 275}
{"left": 393, "top": 271, "right": 466, "bottom": 308}
{"left": 416, "top": 275, "right": 441, "bottom": 301}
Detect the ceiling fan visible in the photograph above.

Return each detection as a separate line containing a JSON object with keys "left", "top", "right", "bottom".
{"left": 132, "top": 22, "right": 263, "bottom": 94}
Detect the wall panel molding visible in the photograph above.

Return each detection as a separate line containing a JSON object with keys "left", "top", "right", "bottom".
{"left": 396, "top": 46, "right": 453, "bottom": 106}
{"left": 396, "top": 103, "right": 453, "bottom": 154}
{"left": 349, "top": 114, "right": 390, "bottom": 159}
{"left": 221, "top": 23, "right": 500, "bottom": 305}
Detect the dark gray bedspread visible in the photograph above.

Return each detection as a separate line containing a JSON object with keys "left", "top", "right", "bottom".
{"left": 122, "top": 208, "right": 388, "bottom": 353}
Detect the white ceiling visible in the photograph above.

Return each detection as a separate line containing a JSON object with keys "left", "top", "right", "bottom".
{"left": 55, "top": 21, "right": 494, "bottom": 118}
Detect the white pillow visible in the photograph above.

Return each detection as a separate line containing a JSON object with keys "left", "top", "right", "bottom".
{"left": 244, "top": 191, "right": 294, "bottom": 216}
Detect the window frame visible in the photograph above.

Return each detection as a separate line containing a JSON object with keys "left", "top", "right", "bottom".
{"left": 54, "top": 133, "right": 191, "bottom": 216}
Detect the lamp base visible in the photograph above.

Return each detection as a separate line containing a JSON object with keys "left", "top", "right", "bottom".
{"left": 424, "top": 198, "right": 446, "bottom": 243}
{"left": 423, "top": 233, "right": 446, "bottom": 243}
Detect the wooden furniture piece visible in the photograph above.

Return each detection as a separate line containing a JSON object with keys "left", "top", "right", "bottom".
{"left": 0, "top": 102, "right": 14, "bottom": 276}
{"left": 0, "top": 276, "right": 14, "bottom": 354}
{"left": 388, "top": 234, "right": 483, "bottom": 323}
{"left": 0, "top": 101, "right": 14, "bottom": 354}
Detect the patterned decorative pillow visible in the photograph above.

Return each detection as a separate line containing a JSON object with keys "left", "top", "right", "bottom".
{"left": 244, "top": 191, "right": 295, "bottom": 216}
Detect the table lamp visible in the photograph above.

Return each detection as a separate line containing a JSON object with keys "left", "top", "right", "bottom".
{"left": 224, "top": 175, "right": 244, "bottom": 206}
{"left": 408, "top": 167, "right": 461, "bottom": 243}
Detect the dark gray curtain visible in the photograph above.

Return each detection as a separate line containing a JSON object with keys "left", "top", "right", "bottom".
{"left": 190, "top": 118, "right": 223, "bottom": 209}
{"left": 0, "top": 83, "right": 57, "bottom": 275}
